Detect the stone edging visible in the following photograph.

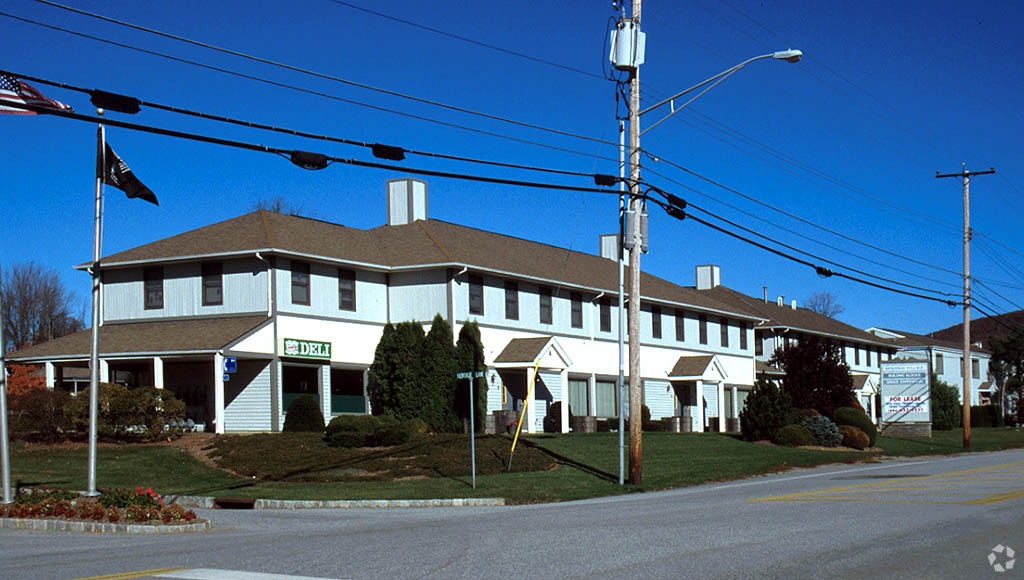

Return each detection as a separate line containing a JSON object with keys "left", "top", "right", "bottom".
{"left": 0, "top": 517, "right": 212, "bottom": 534}
{"left": 166, "top": 495, "right": 505, "bottom": 509}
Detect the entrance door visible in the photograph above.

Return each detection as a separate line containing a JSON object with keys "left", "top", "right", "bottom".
{"left": 282, "top": 365, "right": 319, "bottom": 411}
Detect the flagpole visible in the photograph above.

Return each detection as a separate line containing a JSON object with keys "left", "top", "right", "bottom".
{"left": 0, "top": 265, "right": 13, "bottom": 504}
{"left": 86, "top": 116, "right": 105, "bottom": 497}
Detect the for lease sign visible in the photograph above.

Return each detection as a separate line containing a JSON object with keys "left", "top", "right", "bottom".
{"left": 881, "top": 360, "right": 930, "bottom": 423}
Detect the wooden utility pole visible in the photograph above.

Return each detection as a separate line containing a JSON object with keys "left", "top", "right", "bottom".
{"left": 627, "top": 0, "right": 643, "bottom": 485}
{"left": 936, "top": 164, "right": 994, "bottom": 449}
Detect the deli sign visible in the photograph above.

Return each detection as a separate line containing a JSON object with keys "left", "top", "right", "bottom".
{"left": 282, "top": 338, "right": 332, "bottom": 359}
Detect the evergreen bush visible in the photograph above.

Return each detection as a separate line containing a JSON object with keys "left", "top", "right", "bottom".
{"left": 774, "top": 424, "right": 815, "bottom": 446}
{"left": 930, "top": 375, "right": 961, "bottom": 430}
{"left": 801, "top": 415, "right": 842, "bottom": 447}
{"left": 833, "top": 406, "right": 877, "bottom": 446}
{"left": 971, "top": 405, "right": 1003, "bottom": 428}
{"left": 283, "top": 395, "right": 325, "bottom": 432}
{"left": 838, "top": 425, "right": 870, "bottom": 450}
{"left": 739, "top": 376, "right": 794, "bottom": 442}
{"left": 455, "top": 321, "right": 488, "bottom": 433}
{"left": 770, "top": 338, "right": 855, "bottom": 417}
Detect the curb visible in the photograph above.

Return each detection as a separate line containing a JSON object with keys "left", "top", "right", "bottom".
{"left": 0, "top": 517, "right": 212, "bottom": 534}
{"left": 168, "top": 495, "right": 505, "bottom": 509}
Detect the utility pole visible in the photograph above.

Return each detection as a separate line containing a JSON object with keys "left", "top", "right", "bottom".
{"left": 936, "top": 164, "right": 994, "bottom": 449}
{"left": 626, "top": 0, "right": 644, "bottom": 485}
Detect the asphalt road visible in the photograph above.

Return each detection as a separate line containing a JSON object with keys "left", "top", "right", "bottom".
{"left": 3, "top": 449, "right": 1023, "bottom": 580}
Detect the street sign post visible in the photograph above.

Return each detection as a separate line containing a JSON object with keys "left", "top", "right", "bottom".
{"left": 455, "top": 370, "right": 485, "bottom": 488}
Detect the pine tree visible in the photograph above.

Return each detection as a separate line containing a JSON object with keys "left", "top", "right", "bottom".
{"left": 369, "top": 321, "right": 424, "bottom": 420}
{"left": 456, "top": 321, "right": 488, "bottom": 432}
{"left": 770, "top": 337, "right": 855, "bottom": 417}
{"left": 420, "top": 314, "right": 460, "bottom": 432}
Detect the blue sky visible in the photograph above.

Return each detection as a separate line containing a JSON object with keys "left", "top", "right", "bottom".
{"left": 2, "top": 0, "right": 1022, "bottom": 335}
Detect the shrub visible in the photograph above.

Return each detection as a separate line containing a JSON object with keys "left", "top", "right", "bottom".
{"left": 326, "top": 431, "right": 367, "bottom": 449}
{"left": 833, "top": 406, "right": 878, "bottom": 447}
{"left": 8, "top": 387, "right": 72, "bottom": 441}
{"left": 596, "top": 418, "right": 620, "bottom": 432}
{"left": 930, "top": 375, "right": 961, "bottom": 430}
{"left": 374, "top": 422, "right": 413, "bottom": 446}
{"left": 971, "top": 405, "right": 1004, "bottom": 428}
{"left": 326, "top": 414, "right": 382, "bottom": 436}
{"left": 774, "top": 424, "right": 815, "bottom": 446}
{"left": 405, "top": 417, "right": 430, "bottom": 435}
{"left": 740, "top": 377, "right": 794, "bottom": 441}
{"left": 838, "top": 425, "right": 869, "bottom": 450}
{"left": 801, "top": 415, "right": 842, "bottom": 447}
{"left": 770, "top": 338, "right": 856, "bottom": 417}
{"left": 325, "top": 414, "right": 417, "bottom": 448}
{"left": 67, "top": 383, "right": 185, "bottom": 442}
{"left": 283, "top": 395, "right": 325, "bottom": 432}
{"left": 544, "top": 402, "right": 568, "bottom": 433}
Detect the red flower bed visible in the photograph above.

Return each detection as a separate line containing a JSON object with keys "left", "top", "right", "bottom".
{"left": 0, "top": 488, "right": 199, "bottom": 524}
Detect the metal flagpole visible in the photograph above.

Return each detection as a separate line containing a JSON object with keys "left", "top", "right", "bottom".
{"left": 86, "top": 118, "right": 105, "bottom": 496}
{"left": 0, "top": 266, "right": 12, "bottom": 503}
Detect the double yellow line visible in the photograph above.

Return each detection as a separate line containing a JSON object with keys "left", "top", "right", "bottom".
{"left": 65, "top": 567, "right": 189, "bottom": 580}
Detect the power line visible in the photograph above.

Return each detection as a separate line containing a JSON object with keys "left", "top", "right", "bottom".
{"left": 30, "top": 0, "right": 616, "bottom": 149}
{"left": 974, "top": 279, "right": 1024, "bottom": 313}
{"left": 641, "top": 190, "right": 961, "bottom": 307}
{"left": 323, "top": 0, "right": 606, "bottom": 80}
{"left": 1, "top": 98, "right": 622, "bottom": 197}
{"left": 641, "top": 154, "right": 965, "bottom": 281}
{"left": 0, "top": 11, "right": 620, "bottom": 166}
{"left": 5, "top": 69, "right": 619, "bottom": 184}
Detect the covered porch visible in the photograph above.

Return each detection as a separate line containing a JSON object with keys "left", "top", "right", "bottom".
{"left": 493, "top": 336, "right": 572, "bottom": 434}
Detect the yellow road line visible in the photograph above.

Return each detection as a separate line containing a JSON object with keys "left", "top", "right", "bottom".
{"left": 64, "top": 568, "right": 189, "bottom": 580}
{"left": 750, "top": 461, "right": 1024, "bottom": 504}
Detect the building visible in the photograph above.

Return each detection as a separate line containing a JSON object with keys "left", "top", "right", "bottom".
{"left": 695, "top": 272, "right": 899, "bottom": 422}
{"left": 866, "top": 328, "right": 993, "bottom": 406}
{"left": 10, "top": 179, "right": 768, "bottom": 434}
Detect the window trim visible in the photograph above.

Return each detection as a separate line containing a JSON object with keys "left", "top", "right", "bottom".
{"left": 469, "top": 275, "right": 484, "bottom": 315}
{"left": 201, "top": 262, "right": 223, "bottom": 306}
{"left": 504, "top": 280, "right": 519, "bottom": 320}
{"left": 338, "top": 268, "right": 356, "bottom": 311}
{"left": 144, "top": 267, "right": 163, "bottom": 310}
{"left": 291, "top": 261, "right": 311, "bottom": 306}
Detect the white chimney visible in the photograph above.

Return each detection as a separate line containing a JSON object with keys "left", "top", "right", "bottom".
{"left": 387, "top": 178, "right": 427, "bottom": 226}
{"left": 777, "top": 296, "right": 784, "bottom": 306}
{"left": 791, "top": 300, "right": 797, "bottom": 310}
{"left": 599, "top": 234, "right": 629, "bottom": 266}
{"left": 696, "top": 264, "right": 721, "bottom": 290}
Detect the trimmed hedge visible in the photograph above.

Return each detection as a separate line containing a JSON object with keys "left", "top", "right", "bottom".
{"left": 283, "top": 395, "right": 325, "bottom": 433}
{"left": 774, "top": 424, "right": 815, "bottom": 446}
{"left": 971, "top": 405, "right": 1004, "bottom": 428}
{"left": 325, "top": 414, "right": 418, "bottom": 448}
{"left": 833, "top": 406, "right": 877, "bottom": 447}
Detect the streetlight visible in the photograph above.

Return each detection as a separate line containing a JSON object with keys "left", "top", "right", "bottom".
{"left": 613, "top": 4, "right": 801, "bottom": 485}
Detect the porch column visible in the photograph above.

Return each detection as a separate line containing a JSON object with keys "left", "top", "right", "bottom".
{"left": 153, "top": 357, "right": 164, "bottom": 389}
{"left": 718, "top": 381, "right": 726, "bottom": 433}
{"left": 213, "top": 352, "right": 225, "bottom": 434}
{"left": 320, "top": 364, "right": 331, "bottom": 420}
{"left": 695, "top": 380, "right": 705, "bottom": 432}
{"left": 44, "top": 362, "right": 55, "bottom": 389}
{"left": 732, "top": 387, "right": 739, "bottom": 421}
{"left": 559, "top": 368, "right": 569, "bottom": 434}
{"left": 99, "top": 359, "right": 110, "bottom": 383}
{"left": 588, "top": 373, "right": 596, "bottom": 417}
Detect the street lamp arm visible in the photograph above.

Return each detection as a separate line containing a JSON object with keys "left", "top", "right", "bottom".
{"left": 637, "top": 49, "right": 802, "bottom": 136}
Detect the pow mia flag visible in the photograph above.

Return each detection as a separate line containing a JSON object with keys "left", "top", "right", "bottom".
{"left": 97, "top": 141, "right": 158, "bottom": 205}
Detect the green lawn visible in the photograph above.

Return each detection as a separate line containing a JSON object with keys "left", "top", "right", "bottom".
{"left": 9, "top": 428, "right": 1024, "bottom": 504}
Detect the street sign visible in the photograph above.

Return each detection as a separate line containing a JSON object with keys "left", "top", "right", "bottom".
{"left": 456, "top": 371, "right": 485, "bottom": 380}
{"left": 223, "top": 357, "right": 237, "bottom": 373}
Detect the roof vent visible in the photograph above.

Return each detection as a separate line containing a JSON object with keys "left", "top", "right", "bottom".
{"left": 791, "top": 300, "right": 797, "bottom": 310}
{"left": 777, "top": 296, "right": 784, "bottom": 306}
{"left": 387, "top": 178, "right": 427, "bottom": 226}
{"left": 696, "top": 264, "right": 721, "bottom": 290}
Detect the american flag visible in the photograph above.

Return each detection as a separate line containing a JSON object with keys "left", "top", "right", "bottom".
{"left": 0, "top": 73, "right": 73, "bottom": 115}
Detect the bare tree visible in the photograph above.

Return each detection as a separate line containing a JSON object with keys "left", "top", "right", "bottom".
{"left": 252, "top": 196, "right": 315, "bottom": 218}
{"left": 805, "top": 291, "right": 844, "bottom": 318}
{"left": 1, "top": 261, "right": 84, "bottom": 351}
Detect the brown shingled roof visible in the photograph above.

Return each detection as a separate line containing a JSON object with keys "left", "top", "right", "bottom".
{"left": 9, "top": 316, "right": 269, "bottom": 360}
{"left": 698, "top": 285, "right": 892, "bottom": 347}
{"left": 89, "top": 211, "right": 752, "bottom": 317}
{"left": 494, "top": 337, "right": 553, "bottom": 364}
{"left": 668, "top": 355, "right": 715, "bottom": 378}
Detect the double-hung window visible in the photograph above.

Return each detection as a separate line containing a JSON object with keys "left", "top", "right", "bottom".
{"left": 144, "top": 267, "right": 163, "bottom": 310}
{"left": 651, "top": 305, "right": 662, "bottom": 339}
{"left": 202, "top": 262, "right": 222, "bottom": 306}
{"left": 570, "top": 292, "right": 583, "bottom": 329}
{"left": 699, "top": 314, "right": 708, "bottom": 345}
{"left": 674, "top": 310, "right": 685, "bottom": 342}
{"left": 539, "top": 286, "right": 552, "bottom": 324}
{"left": 338, "top": 268, "right": 356, "bottom": 311}
{"left": 291, "top": 261, "right": 310, "bottom": 305}
{"left": 504, "top": 281, "right": 519, "bottom": 320}
{"left": 720, "top": 317, "right": 729, "bottom": 348}
{"left": 469, "top": 275, "right": 484, "bottom": 315}
{"left": 599, "top": 297, "right": 611, "bottom": 332}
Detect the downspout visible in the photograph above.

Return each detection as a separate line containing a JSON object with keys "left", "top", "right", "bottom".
{"left": 256, "top": 252, "right": 280, "bottom": 431}
{"left": 590, "top": 292, "right": 605, "bottom": 341}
